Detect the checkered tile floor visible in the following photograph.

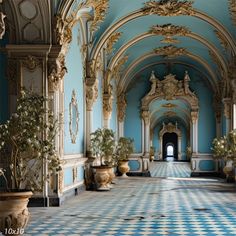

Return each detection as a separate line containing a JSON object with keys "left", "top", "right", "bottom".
{"left": 21, "top": 162, "right": 236, "bottom": 236}
{"left": 150, "top": 161, "right": 191, "bottom": 178}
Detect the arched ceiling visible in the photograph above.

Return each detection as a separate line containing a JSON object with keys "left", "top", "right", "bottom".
{"left": 90, "top": 0, "right": 236, "bottom": 94}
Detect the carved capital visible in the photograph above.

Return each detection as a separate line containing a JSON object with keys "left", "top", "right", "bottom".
{"left": 191, "top": 111, "right": 198, "bottom": 123}
{"left": 48, "top": 54, "right": 67, "bottom": 92}
{"left": 141, "top": 110, "right": 150, "bottom": 125}
{"left": 103, "top": 92, "right": 113, "bottom": 120}
{"left": 117, "top": 93, "right": 127, "bottom": 122}
{"left": 86, "top": 78, "right": 98, "bottom": 111}
{"left": 0, "top": 12, "right": 6, "bottom": 39}
{"left": 223, "top": 98, "right": 232, "bottom": 119}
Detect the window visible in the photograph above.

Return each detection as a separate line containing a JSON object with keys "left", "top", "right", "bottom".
{"left": 167, "top": 145, "right": 174, "bottom": 156}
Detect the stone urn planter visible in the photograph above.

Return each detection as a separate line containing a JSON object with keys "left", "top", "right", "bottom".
{"left": 93, "top": 166, "right": 111, "bottom": 191}
{"left": 223, "top": 160, "right": 234, "bottom": 182}
{"left": 118, "top": 160, "right": 130, "bottom": 177}
{"left": 108, "top": 167, "right": 116, "bottom": 187}
{"left": 0, "top": 191, "right": 33, "bottom": 236}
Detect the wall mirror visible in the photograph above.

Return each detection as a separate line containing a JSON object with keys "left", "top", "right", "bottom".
{"left": 69, "top": 90, "right": 79, "bottom": 143}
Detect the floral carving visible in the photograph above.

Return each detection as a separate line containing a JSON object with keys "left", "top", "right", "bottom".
{"left": 103, "top": 84, "right": 113, "bottom": 120}
{"left": 0, "top": 12, "right": 6, "bottom": 39}
{"left": 142, "top": 0, "right": 194, "bottom": 16}
{"left": 106, "top": 32, "right": 122, "bottom": 55}
{"left": 86, "top": 78, "right": 99, "bottom": 111}
{"left": 150, "top": 24, "right": 190, "bottom": 44}
{"left": 117, "top": 93, "right": 127, "bottom": 122}
{"left": 154, "top": 45, "right": 187, "bottom": 58}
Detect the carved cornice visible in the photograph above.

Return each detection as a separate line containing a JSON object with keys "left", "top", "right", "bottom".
{"left": 214, "top": 30, "right": 229, "bottom": 53}
{"left": 117, "top": 92, "right": 127, "bottom": 122}
{"left": 154, "top": 45, "right": 187, "bottom": 58}
{"left": 142, "top": 71, "right": 198, "bottom": 110}
{"left": 142, "top": 0, "right": 194, "bottom": 16}
{"left": 150, "top": 24, "right": 190, "bottom": 44}
{"left": 106, "top": 32, "right": 122, "bottom": 55}
{"left": 229, "top": 0, "right": 236, "bottom": 26}
{"left": 0, "top": 11, "right": 6, "bottom": 39}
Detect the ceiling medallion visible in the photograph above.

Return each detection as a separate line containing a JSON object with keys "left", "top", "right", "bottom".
{"left": 229, "top": 0, "right": 236, "bottom": 26}
{"left": 150, "top": 24, "right": 190, "bottom": 44}
{"left": 142, "top": 0, "right": 194, "bottom": 16}
{"left": 154, "top": 45, "right": 187, "bottom": 58}
{"left": 162, "top": 103, "right": 177, "bottom": 108}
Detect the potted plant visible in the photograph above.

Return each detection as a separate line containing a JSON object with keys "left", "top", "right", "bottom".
{"left": 90, "top": 128, "right": 116, "bottom": 190}
{"left": 116, "top": 137, "right": 134, "bottom": 177}
{"left": 0, "top": 90, "right": 61, "bottom": 236}
{"left": 149, "top": 146, "right": 155, "bottom": 162}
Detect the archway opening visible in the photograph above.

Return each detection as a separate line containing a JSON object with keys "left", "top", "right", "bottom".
{"left": 163, "top": 133, "right": 178, "bottom": 161}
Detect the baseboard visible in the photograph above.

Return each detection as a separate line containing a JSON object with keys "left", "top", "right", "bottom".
{"left": 190, "top": 172, "right": 220, "bottom": 177}
{"left": 28, "top": 184, "right": 86, "bottom": 207}
{"left": 127, "top": 171, "right": 151, "bottom": 177}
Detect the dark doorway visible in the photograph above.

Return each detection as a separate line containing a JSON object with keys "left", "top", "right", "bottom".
{"left": 163, "top": 132, "right": 178, "bottom": 161}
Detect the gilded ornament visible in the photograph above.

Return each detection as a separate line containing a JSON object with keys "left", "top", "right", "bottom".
{"left": 154, "top": 45, "right": 187, "bottom": 58}
{"left": 141, "top": 110, "right": 150, "bottom": 125}
{"left": 112, "top": 55, "right": 129, "bottom": 80}
{"left": 106, "top": 32, "right": 122, "bottom": 55}
{"left": 86, "top": 78, "right": 99, "bottom": 111}
{"left": 103, "top": 83, "right": 113, "bottom": 120}
{"left": 163, "top": 111, "right": 176, "bottom": 117}
{"left": 142, "top": 0, "right": 194, "bottom": 16}
{"left": 191, "top": 111, "right": 198, "bottom": 123}
{"left": 0, "top": 12, "right": 6, "bottom": 39}
{"left": 214, "top": 30, "right": 229, "bottom": 52}
{"left": 161, "top": 103, "right": 177, "bottom": 108}
{"left": 87, "top": 0, "right": 109, "bottom": 34}
{"left": 117, "top": 93, "right": 127, "bottom": 122}
{"left": 209, "top": 50, "right": 223, "bottom": 72}
{"left": 229, "top": 0, "right": 236, "bottom": 26}
{"left": 150, "top": 24, "right": 190, "bottom": 44}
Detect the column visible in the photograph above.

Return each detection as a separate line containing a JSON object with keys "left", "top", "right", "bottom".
{"left": 191, "top": 110, "right": 199, "bottom": 155}
{"left": 223, "top": 98, "right": 232, "bottom": 134}
{"left": 159, "top": 135, "right": 162, "bottom": 160}
{"left": 178, "top": 136, "right": 182, "bottom": 160}
{"left": 117, "top": 92, "right": 127, "bottom": 138}
{"left": 141, "top": 110, "right": 150, "bottom": 157}
{"left": 85, "top": 79, "right": 98, "bottom": 156}
{"left": 233, "top": 104, "right": 236, "bottom": 129}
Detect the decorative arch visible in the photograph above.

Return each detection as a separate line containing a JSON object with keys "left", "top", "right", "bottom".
{"left": 159, "top": 122, "right": 182, "bottom": 160}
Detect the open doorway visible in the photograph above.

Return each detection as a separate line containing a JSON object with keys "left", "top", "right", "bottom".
{"left": 163, "top": 133, "right": 178, "bottom": 161}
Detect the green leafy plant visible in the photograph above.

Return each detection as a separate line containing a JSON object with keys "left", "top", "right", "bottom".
{"left": 116, "top": 137, "right": 134, "bottom": 161}
{"left": 90, "top": 128, "right": 116, "bottom": 166}
{"left": 211, "top": 136, "right": 228, "bottom": 161}
{"left": 0, "top": 90, "right": 61, "bottom": 192}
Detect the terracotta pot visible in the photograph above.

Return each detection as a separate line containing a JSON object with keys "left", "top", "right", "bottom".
{"left": 0, "top": 191, "right": 33, "bottom": 236}
{"left": 94, "top": 166, "right": 110, "bottom": 191}
{"left": 118, "top": 160, "right": 130, "bottom": 177}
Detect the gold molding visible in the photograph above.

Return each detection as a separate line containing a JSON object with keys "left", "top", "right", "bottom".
{"left": 106, "top": 32, "right": 122, "bottom": 55}
{"left": 229, "top": 0, "right": 236, "bottom": 26}
{"left": 214, "top": 30, "right": 230, "bottom": 52}
{"left": 142, "top": 0, "right": 194, "bottom": 16}
{"left": 161, "top": 103, "right": 178, "bottom": 108}
{"left": 154, "top": 45, "right": 187, "bottom": 58}
{"left": 112, "top": 55, "right": 129, "bottom": 80}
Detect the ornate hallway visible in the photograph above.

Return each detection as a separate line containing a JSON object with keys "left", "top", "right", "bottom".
{"left": 24, "top": 163, "right": 236, "bottom": 236}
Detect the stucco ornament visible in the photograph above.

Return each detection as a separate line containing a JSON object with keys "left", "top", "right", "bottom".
{"left": 103, "top": 83, "right": 113, "bottom": 120}
{"left": 117, "top": 92, "right": 127, "bottom": 122}
{"left": 86, "top": 79, "right": 99, "bottom": 111}
{"left": 0, "top": 12, "right": 6, "bottom": 39}
{"left": 143, "top": 0, "right": 194, "bottom": 16}
{"left": 159, "top": 122, "right": 181, "bottom": 137}
{"left": 142, "top": 71, "right": 198, "bottom": 111}
{"left": 154, "top": 45, "right": 187, "bottom": 58}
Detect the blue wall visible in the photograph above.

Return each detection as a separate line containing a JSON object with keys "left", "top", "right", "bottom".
{"left": 0, "top": 36, "right": 8, "bottom": 123}
{"left": 92, "top": 74, "right": 102, "bottom": 131}
{"left": 64, "top": 22, "right": 84, "bottom": 155}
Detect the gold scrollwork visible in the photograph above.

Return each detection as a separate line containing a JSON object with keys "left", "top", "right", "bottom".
{"left": 154, "top": 45, "right": 187, "bottom": 58}
{"left": 69, "top": 90, "right": 79, "bottom": 144}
